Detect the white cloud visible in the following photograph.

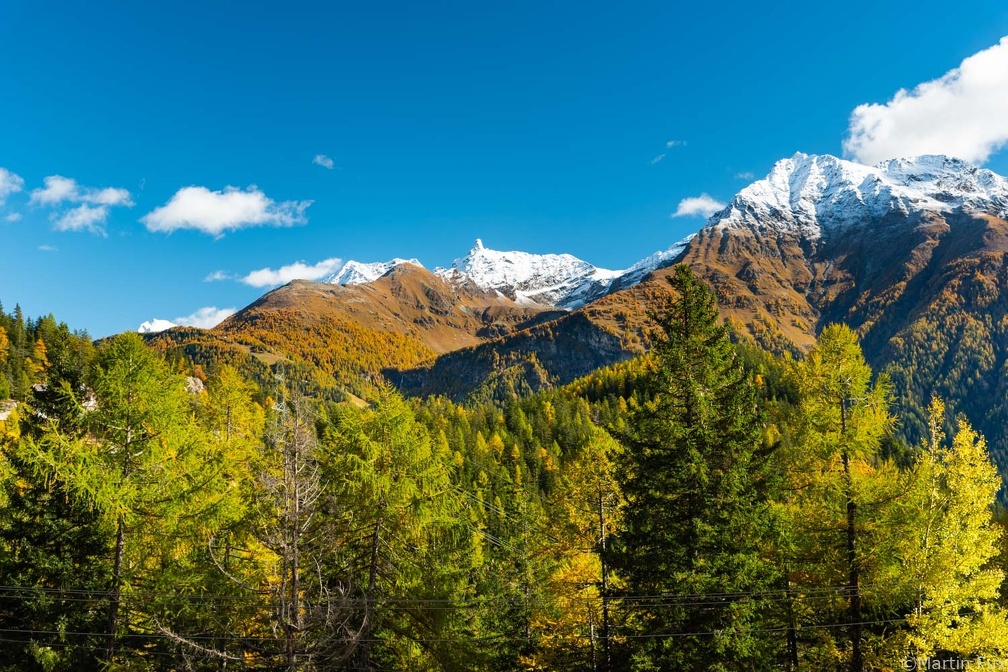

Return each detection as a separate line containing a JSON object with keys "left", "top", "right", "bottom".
{"left": 54, "top": 204, "right": 110, "bottom": 235}
{"left": 141, "top": 186, "right": 312, "bottom": 237}
{"left": 31, "top": 176, "right": 77, "bottom": 204}
{"left": 89, "top": 186, "right": 133, "bottom": 206}
{"left": 240, "top": 257, "right": 345, "bottom": 288}
{"left": 672, "top": 194, "right": 726, "bottom": 219}
{"left": 5, "top": 213, "right": 22, "bottom": 222}
{"left": 666, "top": 140, "right": 687, "bottom": 148}
{"left": 844, "top": 36, "right": 1008, "bottom": 165}
{"left": 38, "top": 244, "right": 58, "bottom": 253}
{"left": 0, "top": 168, "right": 24, "bottom": 206}
{"left": 313, "top": 154, "right": 335, "bottom": 169}
{"left": 173, "top": 306, "right": 237, "bottom": 329}
{"left": 203, "top": 270, "right": 233, "bottom": 282}
{"left": 734, "top": 171, "right": 755, "bottom": 180}
{"left": 29, "top": 175, "right": 133, "bottom": 235}
{"left": 30, "top": 175, "right": 133, "bottom": 207}
{"left": 650, "top": 153, "right": 666, "bottom": 165}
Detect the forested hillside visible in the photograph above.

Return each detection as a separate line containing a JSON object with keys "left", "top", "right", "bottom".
{"left": 145, "top": 267, "right": 563, "bottom": 400}
{"left": 2, "top": 267, "right": 1007, "bottom": 671}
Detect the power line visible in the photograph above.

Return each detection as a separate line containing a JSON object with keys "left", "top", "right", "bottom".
{"left": 0, "top": 582, "right": 897, "bottom": 605}
{"left": 0, "top": 615, "right": 917, "bottom": 646}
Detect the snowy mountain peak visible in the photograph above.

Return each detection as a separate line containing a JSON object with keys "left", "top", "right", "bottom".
{"left": 714, "top": 153, "right": 1008, "bottom": 239}
{"left": 621, "top": 234, "right": 696, "bottom": 279}
{"left": 137, "top": 319, "right": 177, "bottom": 334}
{"left": 437, "top": 242, "right": 606, "bottom": 307}
{"left": 324, "top": 258, "right": 424, "bottom": 285}
{"left": 449, "top": 242, "right": 596, "bottom": 288}
{"left": 874, "top": 155, "right": 1008, "bottom": 200}
{"left": 434, "top": 237, "right": 693, "bottom": 309}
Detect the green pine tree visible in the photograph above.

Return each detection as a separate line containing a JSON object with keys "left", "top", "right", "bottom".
{"left": 0, "top": 319, "right": 106, "bottom": 672}
{"left": 20, "top": 333, "right": 244, "bottom": 668}
{"left": 320, "top": 386, "right": 475, "bottom": 671}
{"left": 612, "top": 264, "right": 781, "bottom": 671}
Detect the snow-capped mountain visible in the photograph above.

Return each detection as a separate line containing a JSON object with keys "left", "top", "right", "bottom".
{"left": 615, "top": 234, "right": 696, "bottom": 287}
{"left": 316, "top": 239, "right": 691, "bottom": 309}
{"left": 434, "top": 239, "right": 616, "bottom": 308}
{"left": 712, "top": 153, "right": 1008, "bottom": 239}
{"left": 137, "top": 319, "right": 177, "bottom": 334}
{"left": 323, "top": 258, "right": 424, "bottom": 285}
{"left": 434, "top": 237, "right": 692, "bottom": 309}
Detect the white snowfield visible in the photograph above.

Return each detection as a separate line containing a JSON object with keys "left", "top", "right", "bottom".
{"left": 137, "top": 318, "right": 178, "bottom": 334}
{"left": 322, "top": 258, "right": 425, "bottom": 285}
{"left": 713, "top": 153, "right": 1008, "bottom": 239}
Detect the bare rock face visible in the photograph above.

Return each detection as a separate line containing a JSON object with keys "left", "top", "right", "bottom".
{"left": 0, "top": 400, "right": 16, "bottom": 423}
{"left": 185, "top": 376, "right": 205, "bottom": 396}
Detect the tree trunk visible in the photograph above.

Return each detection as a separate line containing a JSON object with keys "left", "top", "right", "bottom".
{"left": 787, "top": 594, "right": 799, "bottom": 671}
{"left": 598, "top": 492, "right": 612, "bottom": 672}
{"left": 290, "top": 431, "right": 301, "bottom": 672}
{"left": 361, "top": 514, "right": 382, "bottom": 670}
{"left": 841, "top": 401, "right": 862, "bottom": 672}
{"left": 107, "top": 516, "right": 125, "bottom": 662}
{"left": 107, "top": 419, "right": 133, "bottom": 664}
{"left": 781, "top": 570, "right": 799, "bottom": 671}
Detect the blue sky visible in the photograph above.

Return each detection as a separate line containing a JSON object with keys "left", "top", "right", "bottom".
{"left": 2, "top": 1, "right": 1008, "bottom": 336}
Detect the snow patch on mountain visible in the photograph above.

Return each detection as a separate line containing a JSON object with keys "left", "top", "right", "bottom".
{"left": 713, "top": 153, "right": 1008, "bottom": 239}
{"left": 435, "top": 239, "right": 604, "bottom": 307}
{"left": 137, "top": 319, "right": 177, "bottom": 334}
{"left": 323, "top": 258, "right": 424, "bottom": 285}
{"left": 620, "top": 234, "right": 696, "bottom": 284}
{"left": 435, "top": 237, "right": 693, "bottom": 309}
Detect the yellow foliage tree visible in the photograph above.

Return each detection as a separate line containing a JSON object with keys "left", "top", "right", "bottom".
{"left": 898, "top": 397, "right": 1008, "bottom": 663}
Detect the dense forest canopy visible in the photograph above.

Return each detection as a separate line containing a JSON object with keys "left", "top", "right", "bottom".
{"left": 1, "top": 270, "right": 1007, "bottom": 671}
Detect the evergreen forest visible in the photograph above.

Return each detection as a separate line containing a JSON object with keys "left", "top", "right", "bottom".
{"left": 1, "top": 267, "right": 1007, "bottom": 671}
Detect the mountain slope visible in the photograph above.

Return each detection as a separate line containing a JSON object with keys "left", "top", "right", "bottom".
{"left": 713, "top": 157, "right": 1008, "bottom": 473}
{"left": 323, "top": 258, "right": 425, "bottom": 285}
{"left": 146, "top": 264, "right": 562, "bottom": 394}
{"left": 234, "top": 263, "right": 562, "bottom": 351}
{"left": 391, "top": 263, "right": 690, "bottom": 401}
